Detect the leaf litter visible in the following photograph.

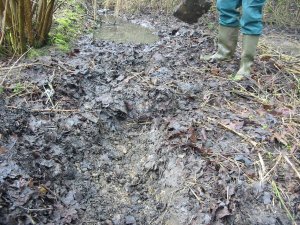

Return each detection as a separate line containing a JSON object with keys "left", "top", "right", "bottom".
{"left": 0, "top": 11, "right": 299, "bottom": 225}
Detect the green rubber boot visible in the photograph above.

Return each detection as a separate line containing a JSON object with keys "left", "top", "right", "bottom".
{"left": 232, "top": 35, "right": 259, "bottom": 81}
{"left": 201, "top": 25, "right": 239, "bottom": 61}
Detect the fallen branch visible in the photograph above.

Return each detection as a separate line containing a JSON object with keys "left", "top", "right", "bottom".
{"left": 18, "top": 206, "right": 53, "bottom": 212}
{"left": 31, "top": 108, "right": 79, "bottom": 113}
{"left": 5, "top": 105, "right": 78, "bottom": 113}
{"left": 0, "top": 62, "right": 49, "bottom": 71}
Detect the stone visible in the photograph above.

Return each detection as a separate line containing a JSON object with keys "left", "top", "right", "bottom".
{"left": 125, "top": 215, "right": 136, "bottom": 225}
{"left": 173, "top": 0, "right": 211, "bottom": 24}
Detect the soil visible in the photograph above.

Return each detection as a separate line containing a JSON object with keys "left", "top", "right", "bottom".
{"left": 0, "top": 11, "right": 299, "bottom": 225}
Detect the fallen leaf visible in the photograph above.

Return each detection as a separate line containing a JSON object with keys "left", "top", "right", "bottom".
{"left": 270, "top": 132, "right": 288, "bottom": 146}
{"left": 38, "top": 185, "right": 48, "bottom": 195}
{"left": 211, "top": 67, "right": 220, "bottom": 76}
{"left": 216, "top": 206, "right": 231, "bottom": 219}
{"left": 271, "top": 107, "right": 295, "bottom": 117}
{"left": 260, "top": 55, "right": 272, "bottom": 61}
{"left": 221, "top": 119, "right": 244, "bottom": 130}
{"left": 0, "top": 146, "right": 6, "bottom": 155}
{"left": 188, "top": 127, "right": 197, "bottom": 143}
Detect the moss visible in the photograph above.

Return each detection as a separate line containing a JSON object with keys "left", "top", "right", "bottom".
{"left": 13, "top": 83, "right": 25, "bottom": 95}
{"left": 26, "top": 0, "right": 86, "bottom": 58}
{"left": 27, "top": 48, "right": 48, "bottom": 59}
{"left": 49, "top": 4, "right": 84, "bottom": 52}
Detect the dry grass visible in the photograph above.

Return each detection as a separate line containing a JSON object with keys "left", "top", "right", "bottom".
{"left": 264, "top": 0, "right": 300, "bottom": 28}
{"left": 102, "top": 0, "right": 180, "bottom": 14}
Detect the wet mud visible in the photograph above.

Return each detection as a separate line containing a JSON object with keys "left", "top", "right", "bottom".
{"left": 0, "top": 13, "right": 299, "bottom": 225}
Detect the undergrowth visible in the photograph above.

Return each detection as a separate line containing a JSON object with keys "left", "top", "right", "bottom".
{"left": 28, "top": 0, "right": 85, "bottom": 58}
{"left": 264, "top": 0, "right": 300, "bottom": 29}
{"left": 102, "top": 0, "right": 180, "bottom": 13}
{"left": 50, "top": 1, "right": 85, "bottom": 52}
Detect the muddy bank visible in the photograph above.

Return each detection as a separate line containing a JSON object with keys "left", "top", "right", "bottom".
{"left": 0, "top": 12, "right": 299, "bottom": 225}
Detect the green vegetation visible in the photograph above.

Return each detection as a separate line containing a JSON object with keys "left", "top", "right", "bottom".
{"left": 0, "top": 0, "right": 85, "bottom": 57}
{"left": 49, "top": 1, "right": 85, "bottom": 52}
{"left": 12, "top": 82, "right": 25, "bottom": 95}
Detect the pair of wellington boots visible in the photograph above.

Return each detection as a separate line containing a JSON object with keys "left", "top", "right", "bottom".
{"left": 202, "top": 25, "right": 259, "bottom": 81}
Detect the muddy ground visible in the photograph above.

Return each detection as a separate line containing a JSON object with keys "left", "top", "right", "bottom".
{"left": 0, "top": 12, "right": 299, "bottom": 225}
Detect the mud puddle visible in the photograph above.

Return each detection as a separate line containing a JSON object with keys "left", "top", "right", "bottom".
{"left": 94, "top": 15, "right": 159, "bottom": 44}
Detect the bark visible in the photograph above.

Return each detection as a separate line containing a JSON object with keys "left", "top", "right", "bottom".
{"left": 24, "top": 0, "right": 34, "bottom": 46}
{"left": 18, "top": 0, "right": 26, "bottom": 53}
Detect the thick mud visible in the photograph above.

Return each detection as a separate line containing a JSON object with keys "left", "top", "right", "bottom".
{"left": 0, "top": 12, "right": 299, "bottom": 225}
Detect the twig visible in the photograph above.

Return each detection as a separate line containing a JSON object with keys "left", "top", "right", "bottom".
{"left": 0, "top": 48, "right": 31, "bottom": 85}
{"left": 19, "top": 206, "right": 53, "bottom": 212}
{"left": 262, "top": 154, "right": 282, "bottom": 180}
{"left": 0, "top": 62, "right": 50, "bottom": 71}
{"left": 40, "top": 185, "right": 66, "bottom": 206}
{"left": 283, "top": 154, "right": 300, "bottom": 180}
{"left": 25, "top": 214, "right": 36, "bottom": 225}
{"left": 208, "top": 117, "right": 258, "bottom": 148}
{"left": 31, "top": 108, "right": 79, "bottom": 113}
{"left": 188, "top": 186, "right": 202, "bottom": 203}
{"left": 258, "top": 153, "right": 266, "bottom": 174}
{"left": 5, "top": 105, "right": 78, "bottom": 113}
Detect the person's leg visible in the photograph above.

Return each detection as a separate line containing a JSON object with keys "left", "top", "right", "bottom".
{"left": 218, "top": 0, "right": 242, "bottom": 28}
{"left": 202, "top": 0, "right": 242, "bottom": 61}
{"left": 233, "top": 0, "right": 266, "bottom": 80}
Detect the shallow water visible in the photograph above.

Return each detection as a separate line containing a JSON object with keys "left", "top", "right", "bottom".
{"left": 95, "top": 16, "right": 159, "bottom": 44}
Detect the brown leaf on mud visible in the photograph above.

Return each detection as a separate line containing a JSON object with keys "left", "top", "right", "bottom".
{"left": 260, "top": 55, "right": 272, "bottom": 61}
{"left": 245, "top": 168, "right": 257, "bottom": 179}
{"left": 211, "top": 67, "right": 220, "bottom": 76}
{"left": 28, "top": 179, "right": 34, "bottom": 188}
{"left": 168, "top": 130, "right": 185, "bottom": 140}
{"left": 221, "top": 119, "right": 244, "bottom": 131}
{"left": 0, "top": 146, "right": 6, "bottom": 155}
{"left": 272, "top": 107, "right": 295, "bottom": 117}
{"left": 270, "top": 132, "right": 288, "bottom": 146}
{"left": 188, "top": 127, "right": 197, "bottom": 143}
{"left": 262, "top": 104, "right": 296, "bottom": 117}
{"left": 183, "top": 142, "right": 212, "bottom": 156}
{"left": 262, "top": 104, "right": 273, "bottom": 111}
{"left": 215, "top": 206, "right": 231, "bottom": 219}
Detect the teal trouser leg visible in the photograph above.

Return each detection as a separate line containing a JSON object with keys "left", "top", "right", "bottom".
{"left": 217, "top": 0, "right": 242, "bottom": 28}
{"left": 240, "top": 0, "right": 266, "bottom": 35}
{"left": 217, "top": 0, "right": 266, "bottom": 35}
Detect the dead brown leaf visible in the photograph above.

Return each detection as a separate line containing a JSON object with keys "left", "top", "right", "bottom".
{"left": 0, "top": 146, "right": 6, "bottom": 155}
{"left": 270, "top": 132, "right": 288, "bottom": 146}
{"left": 188, "top": 127, "right": 197, "bottom": 143}
{"left": 211, "top": 67, "right": 220, "bottom": 76}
